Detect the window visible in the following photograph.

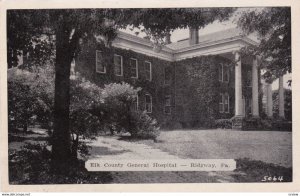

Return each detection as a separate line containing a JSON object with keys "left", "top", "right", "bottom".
{"left": 164, "top": 66, "right": 172, "bottom": 85}
{"left": 164, "top": 95, "right": 171, "bottom": 114}
{"left": 130, "top": 58, "right": 138, "bottom": 78}
{"left": 218, "top": 65, "right": 223, "bottom": 82}
{"left": 220, "top": 93, "right": 230, "bottom": 113}
{"left": 145, "top": 61, "right": 152, "bottom": 81}
{"left": 145, "top": 94, "right": 152, "bottom": 113}
{"left": 224, "top": 93, "right": 230, "bottom": 113}
{"left": 133, "top": 95, "right": 139, "bottom": 111}
{"left": 219, "top": 93, "right": 224, "bottom": 113}
{"left": 219, "top": 64, "right": 230, "bottom": 82}
{"left": 223, "top": 66, "right": 229, "bottom": 82}
{"left": 114, "top": 54, "right": 123, "bottom": 76}
{"left": 246, "top": 70, "right": 252, "bottom": 87}
{"left": 96, "top": 50, "right": 106, "bottom": 73}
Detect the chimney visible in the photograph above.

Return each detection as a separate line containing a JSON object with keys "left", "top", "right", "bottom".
{"left": 189, "top": 27, "right": 199, "bottom": 45}
{"left": 165, "top": 33, "right": 171, "bottom": 44}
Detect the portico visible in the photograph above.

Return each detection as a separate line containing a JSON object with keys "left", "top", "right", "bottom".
{"left": 231, "top": 51, "right": 261, "bottom": 129}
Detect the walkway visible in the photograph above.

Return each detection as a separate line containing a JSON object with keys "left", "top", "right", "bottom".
{"left": 87, "top": 135, "right": 236, "bottom": 183}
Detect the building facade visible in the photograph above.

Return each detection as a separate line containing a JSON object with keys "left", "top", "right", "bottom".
{"left": 74, "top": 28, "right": 285, "bottom": 129}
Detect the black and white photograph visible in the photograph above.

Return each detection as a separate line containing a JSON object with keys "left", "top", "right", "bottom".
{"left": 1, "top": 0, "right": 299, "bottom": 192}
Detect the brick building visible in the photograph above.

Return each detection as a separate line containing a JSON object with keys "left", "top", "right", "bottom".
{"left": 74, "top": 28, "right": 285, "bottom": 129}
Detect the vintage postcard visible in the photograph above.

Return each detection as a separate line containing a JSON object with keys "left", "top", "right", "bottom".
{"left": 0, "top": 0, "right": 299, "bottom": 192}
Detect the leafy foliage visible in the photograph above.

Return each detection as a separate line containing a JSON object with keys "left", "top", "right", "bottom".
{"left": 9, "top": 143, "right": 113, "bottom": 184}
{"left": 272, "top": 89, "right": 292, "bottom": 121}
{"left": 8, "top": 66, "right": 54, "bottom": 132}
{"left": 128, "top": 110, "right": 160, "bottom": 140}
{"left": 215, "top": 119, "right": 232, "bottom": 129}
{"left": 175, "top": 55, "right": 234, "bottom": 127}
{"left": 116, "top": 8, "right": 236, "bottom": 45}
{"left": 97, "top": 82, "right": 160, "bottom": 140}
{"left": 7, "top": 8, "right": 235, "bottom": 168}
{"left": 238, "top": 8, "right": 291, "bottom": 83}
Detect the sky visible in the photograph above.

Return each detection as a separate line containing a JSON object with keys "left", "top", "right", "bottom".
{"left": 120, "top": 17, "right": 237, "bottom": 42}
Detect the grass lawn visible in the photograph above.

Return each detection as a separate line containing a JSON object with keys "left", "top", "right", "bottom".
{"left": 140, "top": 129, "right": 292, "bottom": 167}
{"left": 134, "top": 129, "right": 292, "bottom": 182}
{"left": 8, "top": 128, "right": 292, "bottom": 183}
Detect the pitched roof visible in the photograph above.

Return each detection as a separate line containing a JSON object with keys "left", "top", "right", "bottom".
{"left": 166, "top": 28, "right": 244, "bottom": 50}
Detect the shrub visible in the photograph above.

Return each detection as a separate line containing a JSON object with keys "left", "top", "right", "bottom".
{"left": 271, "top": 119, "right": 292, "bottom": 131}
{"left": 98, "top": 82, "right": 160, "bottom": 140}
{"left": 215, "top": 119, "right": 232, "bottom": 129}
{"left": 8, "top": 66, "right": 54, "bottom": 132}
{"left": 9, "top": 143, "right": 113, "bottom": 184}
{"left": 128, "top": 111, "right": 160, "bottom": 140}
{"left": 69, "top": 78, "right": 105, "bottom": 158}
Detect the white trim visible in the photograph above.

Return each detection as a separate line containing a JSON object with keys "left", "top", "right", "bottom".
{"left": 130, "top": 58, "right": 138, "bottom": 79}
{"left": 109, "top": 32, "right": 258, "bottom": 62}
{"left": 112, "top": 41, "right": 174, "bottom": 62}
{"left": 96, "top": 50, "right": 106, "bottom": 73}
{"left": 174, "top": 41, "right": 244, "bottom": 61}
{"left": 144, "top": 61, "right": 152, "bottom": 81}
{"left": 114, "top": 54, "right": 123, "bottom": 76}
{"left": 145, "top": 94, "right": 152, "bottom": 113}
{"left": 116, "top": 31, "right": 174, "bottom": 53}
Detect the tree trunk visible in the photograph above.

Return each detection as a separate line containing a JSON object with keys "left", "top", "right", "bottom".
{"left": 23, "top": 123, "right": 27, "bottom": 132}
{"left": 51, "top": 25, "right": 74, "bottom": 173}
{"left": 71, "top": 134, "right": 79, "bottom": 160}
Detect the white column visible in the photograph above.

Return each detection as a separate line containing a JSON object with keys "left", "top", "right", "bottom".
{"left": 252, "top": 56, "right": 259, "bottom": 117}
{"left": 235, "top": 52, "right": 244, "bottom": 116}
{"left": 279, "top": 76, "right": 285, "bottom": 118}
{"left": 266, "top": 83, "right": 273, "bottom": 118}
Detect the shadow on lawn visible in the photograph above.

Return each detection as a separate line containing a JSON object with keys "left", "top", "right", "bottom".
{"left": 232, "top": 158, "right": 292, "bottom": 182}
{"left": 9, "top": 143, "right": 114, "bottom": 184}
{"left": 88, "top": 146, "right": 130, "bottom": 158}
{"left": 9, "top": 134, "right": 49, "bottom": 143}
{"left": 118, "top": 135, "right": 164, "bottom": 143}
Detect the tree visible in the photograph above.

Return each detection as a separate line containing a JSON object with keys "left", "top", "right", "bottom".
{"left": 237, "top": 7, "right": 291, "bottom": 84}
{"left": 7, "top": 65, "right": 55, "bottom": 133}
{"left": 7, "top": 8, "right": 235, "bottom": 172}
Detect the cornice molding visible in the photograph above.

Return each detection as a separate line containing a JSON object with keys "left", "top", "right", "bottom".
{"left": 113, "top": 31, "right": 259, "bottom": 62}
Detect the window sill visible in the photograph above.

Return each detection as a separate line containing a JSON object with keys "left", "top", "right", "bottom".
{"left": 96, "top": 71, "right": 106, "bottom": 74}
